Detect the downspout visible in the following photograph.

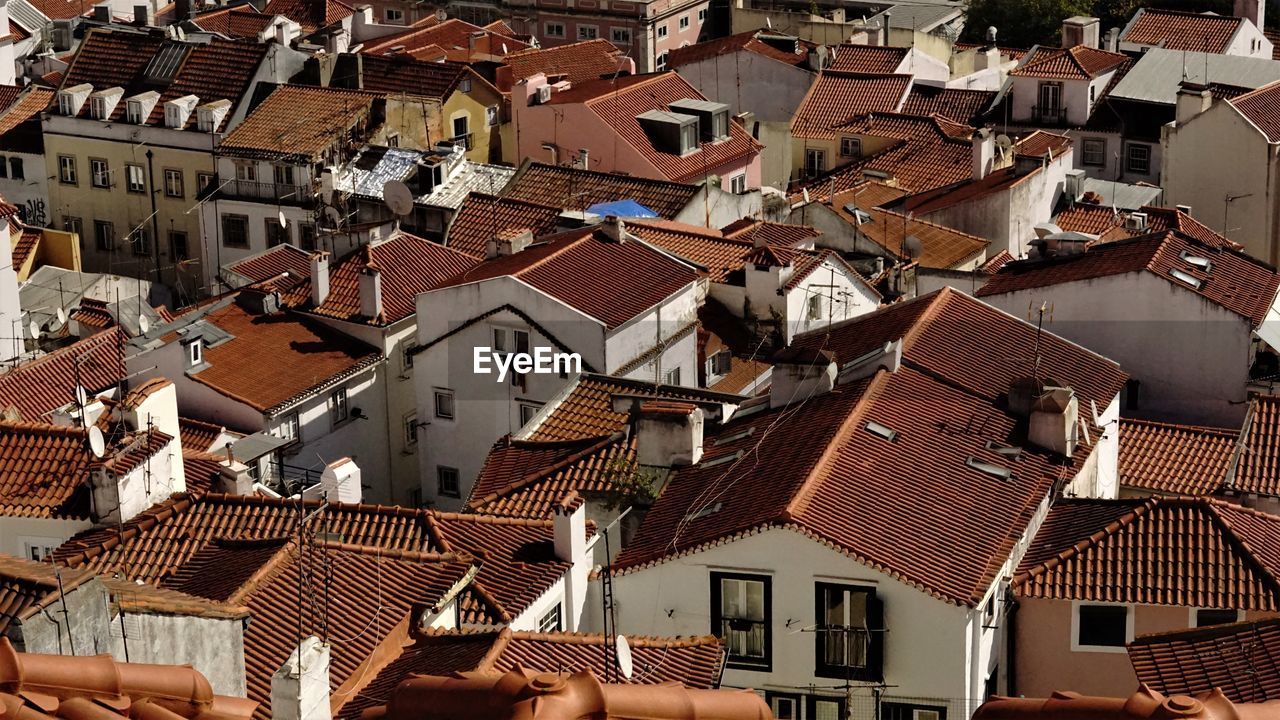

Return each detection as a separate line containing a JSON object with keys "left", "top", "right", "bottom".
{"left": 1003, "top": 585, "right": 1019, "bottom": 697}
{"left": 146, "top": 149, "right": 161, "bottom": 288}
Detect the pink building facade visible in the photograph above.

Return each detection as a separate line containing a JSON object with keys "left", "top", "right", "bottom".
{"left": 507, "top": 0, "right": 710, "bottom": 71}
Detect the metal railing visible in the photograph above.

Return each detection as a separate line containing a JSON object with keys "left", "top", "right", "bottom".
{"left": 1029, "top": 104, "right": 1067, "bottom": 125}
{"left": 223, "top": 178, "right": 310, "bottom": 202}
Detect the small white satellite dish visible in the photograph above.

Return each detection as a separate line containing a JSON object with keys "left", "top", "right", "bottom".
{"left": 277, "top": 209, "right": 287, "bottom": 228}
{"left": 995, "top": 134, "right": 1013, "bottom": 151}
{"left": 176, "top": 26, "right": 186, "bottom": 40}
{"left": 88, "top": 425, "right": 106, "bottom": 458}
{"left": 138, "top": 314, "right": 151, "bottom": 334}
{"left": 501, "top": 42, "right": 508, "bottom": 54}
{"left": 28, "top": 319, "right": 39, "bottom": 339}
{"left": 74, "top": 384, "right": 88, "bottom": 407}
{"left": 324, "top": 205, "right": 343, "bottom": 226}
{"left": 383, "top": 180, "right": 414, "bottom": 216}
{"left": 56, "top": 307, "right": 67, "bottom": 325}
{"left": 766, "top": 16, "right": 772, "bottom": 29}
{"left": 615, "top": 635, "right": 634, "bottom": 680}
{"left": 802, "top": 188, "right": 811, "bottom": 204}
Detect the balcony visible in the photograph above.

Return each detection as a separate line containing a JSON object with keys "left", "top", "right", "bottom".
{"left": 1029, "top": 104, "right": 1068, "bottom": 126}
{"left": 221, "top": 178, "right": 312, "bottom": 204}
{"left": 448, "top": 133, "right": 473, "bottom": 151}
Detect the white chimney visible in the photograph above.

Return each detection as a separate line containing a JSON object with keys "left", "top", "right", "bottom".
{"left": 971, "top": 128, "right": 994, "bottom": 181}
{"left": 635, "top": 402, "right": 704, "bottom": 468}
{"left": 271, "top": 637, "right": 330, "bottom": 720}
{"left": 1028, "top": 387, "right": 1079, "bottom": 457}
{"left": 769, "top": 348, "right": 837, "bottom": 409}
{"left": 310, "top": 251, "right": 330, "bottom": 306}
{"left": 600, "top": 215, "right": 626, "bottom": 242}
{"left": 975, "top": 46, "right": 1001, "bottom": 71}
{"left": 1236, "top": 0, "right": 1264, "bottom": 31}
{"left": 1064, "top": 169, "right": 1086, "bottom": 202}
{"left": 1176, "top": 82, "right": 1212, "bottom": 125}
{"left": 358, "top": 264, "right": 382, "bottom": 319}
{"left": 486, "top": 227, "right": 533, "bottom": 259}
{"left": 319, "top": 457, "right": 361, "bottom": 504}
{"left": 552, "top": 493, "right": 586, "bottom": 563}
{"left": 1176, "top": 204, "right": 1193, "bottom": 216}
{"left": 577, "top": 148, "right": 589, "bottom": 169}
{"left": 1061, "top": 16, "right": 1099, "bottom": 48}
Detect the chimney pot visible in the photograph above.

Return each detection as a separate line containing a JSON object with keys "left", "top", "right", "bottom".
{"left": 359, "top": 264, "right": 382, "bottom": 319}
{"left": 310, "top": 251, "right": 330, "bottom": 307}
{"left": 635, "top": 402, "right": 704, "bottom": 468}
{"left": 601, "top": 215, "right": 626, "bottom": 242}
{"left": 971, "top": 128, "right": 994, "bottom": 181}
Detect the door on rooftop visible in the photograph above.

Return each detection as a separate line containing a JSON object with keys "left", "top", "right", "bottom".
{"left": 1037, "top": 82, "right": 1063, "bottom": 122}
{"left": 804, "top": 149, "right": 825, "bottom": 179}
{"left": 452, "top": 115, "right": 471, "bottom": 150}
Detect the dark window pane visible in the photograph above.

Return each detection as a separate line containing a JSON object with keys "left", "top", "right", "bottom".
{"left": 1078, "top": 605, "right": 1127, "bottom": 647}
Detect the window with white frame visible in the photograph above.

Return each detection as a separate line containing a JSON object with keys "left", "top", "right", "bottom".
{"left": 678, "top": 14, "right": 689, "bottom": 29}
{"left": 486, "top": 105, "right": 499, "bottom": 126}
{"left": 538, "top": 603, "right": 563, "bottom": 632}
{"left": 22, "top": 538, "right": 60, "bottom": 561}
{"left": 404, "top": 412, "right": 418, "bottom": 449}
{"left": 401, "top": 342, "right": 417, "bottom": 374}
{"left": 330, "top": 387, "right": 349, "bottom": 425}
{"left": 437, "top": 466, "right": 461, "bottom": 497}
{"left": 815, "top": 583, "right": 881, "bottom": 680}
{"left": 807, "top": 293, "right": 823, "bottom": 320}
{"left": 1126, "top": 143, "right": 1151, "bottom": 174}
{"left": 235, "top": 162, "right": 256, "bottom": 182}
{"left": 730, "top": 174, "right": 746, "bottom": 193}
{"left": 126, "top": 99, "right": 145, "bottom": 123}
{"left": 126, "top": 163, "right": 145, "bottom": 193}
{"left": 840, "top": 136, "right": 862, "bottom": 157}
{"left": 519, "top": 403, "right": 541, "bottom": 427}
{"left": 90, "top": 158, "right": 110, "bottom": 188}
{"left": 698, "top": 7, "right": 706, "bottom": 21}
{"left": 804, "top": 148, "right": 826, "bottom": 178}
{"left": 434, "top": 389, "right": 455, "bottom": 419}
{"left": 578, "top": 24, "right": 598, "bottom": 39}
{"left": 663, "top": 366, "right": 681, "bottom": 386}
{"left": 1081, "top": 137, "right": 1106, "bottom": 167}
{"left": 656, "top": 23, "right": 667, "bottom": 37}
{"left": 656, "top": 51, "right": 669, "bottom": 69}
{"left": 611, "top": 27, "right": 631, "bottom": 43}
{"left": 712, "top": 572, "right": 770, "bottom": 668}
{"left": 280, "top": 412, "right": 300, "bottom": 441}
{"left": 164, "top": 168, "right": 184, "bottom": 198}
{"left": 58, "top": 155, "right": 77, "bottom": 184}
{"left": 545, "top": 21, "right": 565, "bottom": 37}
{"left": 705, "top": 349, "right": 731, "bottom": 378}
{"left": 385, "top": 7, "right": 403, "bottom": 21}
{"left": 1074, "top": 603, "right": 1131, "bottom": 650}
{"left": 131, "top": 228, "right": 151, "bottom": 256}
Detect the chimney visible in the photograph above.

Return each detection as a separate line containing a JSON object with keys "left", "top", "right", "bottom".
{"left": 769, "top": 347, "right": 837, "bottom": 409}
{"left": 133, "top": 3, "right": 154, "bottom": 25}
{"left": 577, "top": 148, "right": 589, "bottom": 169}
{"left": 1176, "top": 204, "right": 1193, "bottom": 216}
{"left": 1103, "top": 27, "right": 1120, "bottom": 52}
{"left": 175, "top": 0, "right": 191, "bottom": 21}
{"left": 271, "top": 637, "right": 331, "bottom": 720}
{"left": 1176, "top": 82, "right": 1212, "bottom": 125}
{"left": 358, "top": 264, "right": 382, "bottom": 319}
{"left": 434, "top": 8, "right": 446, "bottom": 21}
{"left": 319, "top": 457, "right": 361, "bottom": 504}
{"left": 1061, "top": 16, "right": 1099, "bottom": 48}
{"left": 310, "top": 251, "right": 330, "bottom": 306}
{"left": 635, "top": 402, "right": 704, "bottom": 468}
{"left": 1064, "top": 168, "right": 1086, "bottom": 202}
{"left": 1236, "top": 0, "right": 1264, "bottom": 30}
{"left": 975, "top": 45, "right": 1001, "bottom": 71}
{"left": 600, "top": 215, "right": 626, "bottom": 242}
{"left": 971, "top": 128, "right": 994, "bottom": 180}
{"left": 93, "top": 2, "right": 110, "bottom": 21}
{"left": 551, "top": 493, "right": 588, "bottom": 631}
{"left": 1008, "top": 377, "right": 1079, "bottom": 457}
{"left": 486, "top": 227, "right": 533, "bottom": 258}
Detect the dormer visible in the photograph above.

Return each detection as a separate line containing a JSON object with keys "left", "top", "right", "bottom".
{"left": 668, "top": 98, "right": 730, "bottom": 142}
{"left": 89, "top": 87, "right": 124, "bottom": 120}
{"left": 637, "top": 109, "right": 699, "bottom": 156}
{"left": 196, "top": 99, "right": 232, "bottom": 133}
{"left": 164, "top": 94, "right": 199, "bottom": 129}
{"left": 125, "top": 90, "right": 160, "bottom": 124}
{"left": 57, "top": 84, "right": 93, "bottom": 116}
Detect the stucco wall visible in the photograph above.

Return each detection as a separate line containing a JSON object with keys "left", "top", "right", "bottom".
{"left": 14, "top": 579, "right": 113, "bottom": 657}
{"left": 112, "top": 612, "right": 247, "bottom": 697}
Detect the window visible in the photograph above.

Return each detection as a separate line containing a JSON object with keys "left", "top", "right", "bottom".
{"left": 1081, "top": 137, "right": 1105, "bottom": 167}
{"left": 1074, "top": 603, "right": 1131, "bottom": 650}
{"left": 611, "top": 27, "right": 631, "bottom": 44}
{"left": 840, "top": 136, "right": 862, "bottom": 157}
{"left": 656, "top": 23, "right": 667, "bottom": 38}
{"left": 273, "top": 164, "right": 295, "bottom": 187}
{"left": 386, "top": 132, "right": 400, "bottom": 148}
{"left": 434, "top": 389, "right": 455, "bottom": 419}
{"left": 58, "top": 93, "right": 76, "bottom": 116}
{"left": 711, "top": 572, "right": 770, "bottom": 668}
{"left": 807, "top": 293, "right": 823, "bottom": 320}
{"left": 730, "top": 174, "right": 746, "bottom": 194}
{"left": 0, "top": 155, "right": 8, "bottom": 178}
{"left": 663, "top": 366, "right": 681, "bottom": 386}
{"left": 23, "top": 540, "right": 58, "bottom": 561}
{"left": 198, "top": 172, "right": 216, "bottom": 193}
{"left": 804, "top": 148, "right": 826, "bottom": 178}
{"left": 452, "top": 116, "right": 471, "bottom": 150}
{"left": 698, "top": 8, "right": 706, "bottom": 21}
{"left": 131, "top": 227, "right": 151, "bottom": 256}
{"left": 1126, "top": 143, "right": 1151, "bottom": 174}
{"left": 1089, "top": 84, "right": 1096, "bottom": 104}
{"left": 280, "top": 412, "right": 300, "bottom": 441}
{"left": 90, "top": 158, "right": 110, "bottom": 188}
{"left": 8, "top": 157, "right": 21, "bottom": 180}
{"left": 58, "top": 155, "right": 77, "bottom": 185}
{"left": 93, "top": 220, "right": 114, "bottom": 251}
{"left": 221, "top": 213, "right": 249, "bottom": 248}
{"left": 125, "top": 163, "right": 145, "bottom": 193}
{"left": 882, "top": 704, "right": 947, "bottom": 720}
{"left": 520, "top": 403, "right": 541, "bottom": 427}
{"left": 545, "top": 21, "right": 565, "bottom": 37}
{"left": 401, "top": 342, "right": 417, "bottom": 373}
{"left": 808, "top": 697, "right": 846, "bottom": 720}
{"left": 164, "top": 169, "right": 184, "bottom": 198}
{"left": 404, "top": 412, "right": 418, "bottom": 449}
{"left": 169, "top": 230, "right": 188, "bottom": 259}
{"left": 330, "top": 387, "right": 349, "bottom": 425}
{"left": 265, "top": 218, "right": 290, "bottom": 247}
{"left": 1037, "top": 81, "right": 1062, "bottom": 120}
{"left": 127, "top": 99, "right": 144, "bottom": 124}
{"left": 678, "top": 15, "right": 689, "bottom": 29}
{"left": 705, "top": 349, "right": 731, "bottom": 377}
{"left": 460, "top": 78, "right": 472, "bottom": 93}
{"left": 680, "top": 122, "right": 697, "bottom": 154}
{"left": 538, "top": 603, "right": 563, "bottom": 633}
{"left": 767, "top": 694, "right": 799, "bottom": 720}
{"left": 1194, "top": 608, "right": 1242, "bottom": 627}
{"left": 656, "top": 51, "right": 669, "bottom": 69}
{"left": 187, "top": 338, "right": 203, "bottom": 366}
{"left": 815, "top": 583, "right": 882, "bottom": 680}
{"left": 578, "top": 24, "right": 598, "bottom": 39}
{"left": 235, "top": 162, "right": 256, "bottom": 182}
{"left": 437, "top": 466, "right": 461, "bottom": 497}
{"left": 384, "top": 7, "right": 403, "bottom": 21}
{"left": 486, "top": 105, "right": 499, "bottom": 126}
{"left": 63, "top": 216, "right": 82, "bottom": 243}
{"left": 299, "top": 222, "right": 317, "bottom": 251}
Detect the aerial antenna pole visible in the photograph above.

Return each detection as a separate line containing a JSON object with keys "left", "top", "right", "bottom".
{"left": 1032, "top": 300, "right": 1047, "bottom": 382}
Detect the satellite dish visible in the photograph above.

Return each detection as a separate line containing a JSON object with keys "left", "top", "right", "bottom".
{"left": 28, "top": 319, "right": 39, "bottom": 339}
{"left": 995, "top": 134, "right": 1013, "bottom": 151}
{"left": 74, "top": 384, "right": 88, "bottom": 407}
{"left": 615, "top": 635, "right": 634, "bottom": 679}
{"left": 766, "top": 17, "right": 772, "bottom": 29}
{"left": 165, "top": 25, "right": 176, "bottom": 38}
{"left": 277, "top": 209, "right": 287, "bottom": 228}
{"left": 383, "top": 180, "right": 414, "bottom": 216}
{"left": 903, "top": 235, "right": 923, "bottom": 260}
{"left": 176, "top": 26, "right": 186, "bottom": 40}
{"left": 501, "top": 42, "right": 508, "bottom": 54}
{"left": 802, "top": 188, "right": 810, "bottom": 204}
{"left": 138, "top": 314, "right": 151, "bottom": 334}
{"left": 56, "top": 307, "right": 67, "bottom": 325}
{"left": 88, "top": 426, "right": 106, "bottom": 458}
{"left": 324, "top": 205, "right": 343, "bottom": 225}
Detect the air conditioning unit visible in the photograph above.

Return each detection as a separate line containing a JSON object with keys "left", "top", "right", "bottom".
{"left": 537, "top": 85, "right": 552, "bottom": 104}
{"left": 1125, "top": 211, "right": 1148, "bottom": 231}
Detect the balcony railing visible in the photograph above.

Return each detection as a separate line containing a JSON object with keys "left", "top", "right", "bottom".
{"left": 1030, "top": 104, "right": 1068, "bottom": 125}
{"left": 449, "top": 133, "right": 473, "bottom": 151}
{"left": 223, "top": 179, "right": 311, "bottom": 202}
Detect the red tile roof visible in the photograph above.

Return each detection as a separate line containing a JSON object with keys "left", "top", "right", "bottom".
{"left": 797, "top": 113, "right": 974, "bottom": 194}
{"left": 0, "top": 87, "right": 54, "bottom": 151}
{"left": 1230, "top": 80, "right": 1280, "bottom": 142}
{"left": 468, "top": 435, "right": 631, "bottom": 518}
{"left": 362, "top": 18, "right": 529, "bottom": 61}
{"left": 185, "top": 299, "right": 382, "bottom": 412}
{"left": 179, "top": 417, "right": 231, "bottom": 452}
{"left": 791, "top": 72, "right": 911, "bottom": 140}
{"left": 721, "top": 219, "right": 821, "bottom": 247}
{"left": 978, "top": 249, "right": 1014, "bottom": 274}
{"left": 1226, "top": 395, "right": 1280, "bottom": 497}
{"left": 1010, "top": 45, "right": 1128, "bottom": 80}
{"left": 11, "top": 229, "right": 39, "bottom": 270}
{"left": 501, "top": 162, "right": 699, "bottom": 219}
{"left": 1013, "top": 129, "right": 1072, "bottom": 158}
{"left": 1128, "top": 618, "right": 1280, "bottom": 703}
{"left": 1121, "top": 8, "right": 1244, "bottom": 54}
{"left": 667, "top": 29, "right": 814, "bottom": 69}
{"left": 336, "top": 628, "right": 725, "bottom": 720}
{"left": 625, "top": 219, "right": 750, "bottom": 282}
{"left": 975, "top": 687, "right": 1271, "bottom": 720}
{"left": 826, "top": 187, "right": 989, "bottom": 268}
{"left": 25, "top": 0, "right": 92, "bottom": 20}
{"left": 826, "top": 44, "right": 908, "bottom": 74}
{"left": 547, "top": 72, "right": 761, "bottom": 183}
{"left": 976, "top": 231, "right": 1280, "bottom": 327}
{"left": 192, "top": 6, "right": 276, "bottom": 38}
{"left": 339, "top": 54, "right": 475, "bottom": 100}
{"left": 224, "top": 244, "right": 313, "bottom": 285}
{"left": 503, "top": 39, "right": 626, "bottom": 86}
{"left": 444, "top": 193, "right": 563, "bottom": 259}
{"left": 899, "top": 85, "right": 994, "bottom": 124}
{"left": 434, "top": 226, "right": 699, "bottom": 330}
{"left": 0, "top": 328, "right": 127, "bottom": 421}
{"left": 287, "top": 232, "right": 478, "bottom": 325}
{"left": 1070, "top": 205, "right": 1243, "bottom": 250}
{"left": 617, "top": 288, "right": 1126, "bottom": 606}
{"left": 1054, "top": 202, "right": 1119, "bottom": 236}
{"left": 1014, "top": 497, "right": 1280, "bottom": 611}
{"left": 0, "top": 555, "right": 96, "bottom": 634}
{"left": 220, "top": 85, "right": 379, "bottom": 162}
{"left": 260, "top": 0, "right": 352, "bottom": 32}
{"left": 1118, "top": 418, "right": 1238, "bottom": 496}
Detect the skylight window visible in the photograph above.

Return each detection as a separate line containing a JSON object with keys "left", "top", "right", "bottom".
{"left": 714, "top": 427, "right": 755, "bottom": 446}
{"left": 984, "top": 440, "right": 1022, "bottom": 459}
{"left": 966, "top": 456, "right": 1013, "bottom": 480}
{"left": 684, "top": 501, "right": 723, "bottom": 521}
{"left": 1179, "top": 251, "right": 1213, "bottom": 273}
{"left": 865, "top": 421, "right": 898, "bottom": 442}
{"left": 701, "top": 450, "right": 743, "bottom": 468}
{"left": 1169, "top": 268, "right": 1202, "bottom": 289}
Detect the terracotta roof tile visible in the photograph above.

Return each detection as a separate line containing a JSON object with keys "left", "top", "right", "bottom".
{"left": 667, "top": 29, "right": 814, "bottom": 68}
{"left": 1010, "top": 45, "right": 1128, "bottom": 80}
{"left": 791, "top": 72, "right": 911, "bottom": 140}
{"left": 827, "top": 187, "right": 988, "bottom": 268}
{"left": 225, "top": 244, "right": 313, "bottom": 285}
{"left": 1076, "top": 205, "right": 1241, "bottom": 250}
{"left": 431, "top": 513, "right": 570, "bottom": 621}
{"left": 434, "top": 226, "right": 699, "bottom": 330}
{"left": 25, "top": 0, "right": 91, "bottom": 20}
{"left": 503, "top": 39, "right": 626, "bottom": 85}
{"left": 1227, "top": 395, "right": 1280, "bottom": 497}
{"left": 1230, "top": 80, "right": 1280, "bottom": 142}
{"left": 1118, "top": 418, "right": 1238, "bottom": 496}
{"left": 103, "top": 576, "right": 250, "bottom": 620}
{"left": 335, "top": 54, "right": 472, "bottom": 99}
{"left": 826, "top": 44, "right": 908, "bottom": 74}
{"left": 179, "top": 417, "right": 229, "bottom": 452}
{"left": 259, "top": 0, "right": 352, "bottom": 32}
{"left": 181, "top": 451, "right": 226, "bottom": 495}
{"left": 721, "top": 219, "right": 821, "bottom": 247}
{"left": 797, "top": 113, "right": 974, "bottom": 194}
{"left": 546, "top": 72, "right": 761, "bottom": 183}
{"left": 1014, "top": 497, "right": 1280, "bottom": 610}
{"left": 1013, "top": 129, "right": 1072, "bottom": 158}
{"left": 468, "top": 435, "right": 632, "bottom": 518}
{"left": 625, "top": 219, "right": 750, "bottom": 282}
{"left": 1128, "top": 618, "right": 1280, "bottom": 702}
{"left": 0, "top": 87, "right": 54, "bottom": 151}
{"left": 220, "top": 85, "right": 379, "bottom": 162}
{"left": 976, "top": 231, "right": 1280, "bottom": 327}
{"left": 1122, "top": 9, "right": 1244, "bottom": 54}
{"left": 978, "top": 249, "right": 1013, "bottom": 274}
{"left": 899, "top": 85, "right": 994, "bottom": 124}
{"left": 0, "top": 328, "right": 128, "bottom": 421}
{"left": 11, "top": 229, "right": 39, "bottom": 270}
{"left": 362, "top": 18, "right": 528, "bottom": 61}
{"left": 192, "top": 6, "right": 275, "bottom": 38}
{"left": 445, "top": 193, "right": 563, "bottom": 258}
{"left": 502, "top": 162, "right": 698, "bottom": 218}
{"left": 179, "top": 300, "right": 379, "bottom": 412}
{"left": 526, "top": 373, "right": 741, "bottom": 443}
{"left": 1054, "top": 203, "right": 1120, "bottom": 236}
{"left": 0, "top": 555, "right": 96, "bottom": 634}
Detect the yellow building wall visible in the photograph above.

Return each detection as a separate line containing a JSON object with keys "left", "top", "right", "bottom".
{"left": 13, "top": 227, "right": 82, "bottom": 280}
{"left": 44, "top": 134, "right": 214, "bottom": 300}
{"left": 443, "top": 79, "right": 503, "bottom": 164}
{"left": 378, "top": 95, "right": 445, "bottom": 150}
